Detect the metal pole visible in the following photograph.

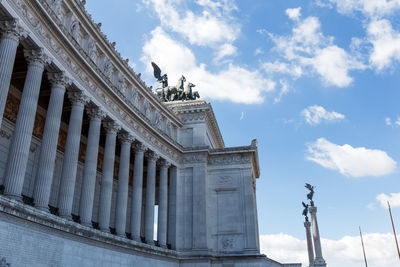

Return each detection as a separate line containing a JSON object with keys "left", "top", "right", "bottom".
{"left": 359, "top": 226, "right": 368, "bottom": 267}
{"left": 388, "top": 201, "right": 400, "bottom": 261}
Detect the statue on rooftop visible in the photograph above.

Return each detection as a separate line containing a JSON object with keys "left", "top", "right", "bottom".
{"left": 151, "top": 61, "right": 200, "bottom": 102}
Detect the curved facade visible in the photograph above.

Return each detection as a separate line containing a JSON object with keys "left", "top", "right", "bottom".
{"left": 0, "top": 0, "right": 300, "bottom": 266}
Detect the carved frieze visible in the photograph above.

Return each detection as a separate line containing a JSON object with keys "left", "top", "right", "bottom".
{"left": 182, "top": 153, "right": 206, "bottom": 164}
{"left": 208, "top": 154, "right": 251, "bottom": 165}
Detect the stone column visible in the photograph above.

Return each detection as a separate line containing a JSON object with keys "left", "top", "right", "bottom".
{"left": 79, "top": 107, "right": 104, "bottom": 226}
{"left": 33, "top": 72, "right": 70, "bottom": 211}
{"left": 309, "top": 206, "right": 326, "bottom": 267}
{"left": 144, "top": 151, "right": 159, "bottom": 245}
{"left": 115, "top": 133, "right": 134, "bottom": 237}
{"left": 130, "top": 143, "right": 147, "bottom": 241}
{"left": 3, "top": 48, "right": 48, "bottom": 200}
{"left": 57, "top": 91, "right": 88, "bottom": 218}
{"left": 157, "top": 159, "right": 170, "bottom": 248}
{"left": 304, "top": 218, "right": 315, "bottom": 267}
{"left": 98, "top": 121, "right": 120, "bottom": 232}
{"left": 0, "top": 19, "right": 26, "bottom": 128}
{"left": 167, "top": 166, "right": 177, "bottom": 249}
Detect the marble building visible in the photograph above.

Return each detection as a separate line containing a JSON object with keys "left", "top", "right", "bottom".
{"left": 0, "top": 0, "right": 301, "bottom": 266}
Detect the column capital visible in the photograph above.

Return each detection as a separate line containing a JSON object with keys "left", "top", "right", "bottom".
{"left": 145, "top": 151, "right": 159, "bottom": 162}
{"left": 103, "top": 120, "right": 121, "bottom": 135}
{"left": 134, "top": 142, "right": 147, "bottom": 153}
{"left": 23, "top": 48, "right": 50, "bottom": 66}
{"left": 0, "top": 19, "right": 28, "bottom": 41}
{"left": 309, "top": 206, "right": 317, "bottom": 215}
{"left": 158, "top": 158, "right": 171, "bottom": 168}
{"left": 47, "top": 71, "right": 71, "bottom": 88}
{"left": 118, "top": 132, "right": 134, "bottom": 144}
{"left": 67, "top": 90, "right": 89, "bottom": 106}
{"left": 304, "top": 221, "right": 311, "bottom": 228}
{"left": 86, "top": 106, "right": 106, "bottom": 120}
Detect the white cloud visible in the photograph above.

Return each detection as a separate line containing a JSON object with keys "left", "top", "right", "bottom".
{"left": 260, "top": 233, "right": 400, "bottom": 267}
{"left": 262, "top": 61, "right": 302, "bottom": 78}
{"left": 301, "top": 105, "right": 345, "bottom": 125}
{"left": 367, "top": 19, "right": 400, "bottom": 71}
{"left": 143, "top": 0, "right": 239, "bottom": 46}
{"left": 376, "top": 192, "right": 400, "bottom": 209}
{"left": 254, "top": 48, "right": 264, "bottom": 56}
{"left": 306, "top": 138, "right": 397, "bottom": 177}
{"left": 286, "top": 7, "right": 302, "bottom": 20}
{"left": 215, "top": 43, "right": 237, "bottom": 62}
{"left": 265, "top": 15, "right": 365, "bottom": 87}
{"left": 141, "top": 27, "right": 275, "bottom": 104}
{"left": 240, "top": 111, "right": 244, "bottom": 120}
{"left": 322, "top": 0, "right": 400, "bottom": 18}
{"left": 274, "top": 79, "right": 290, "bottom": 103}
{"left": 317, "top": 1, "right": 400, "bottom": 71}
{"left": 386, "top": 117, "right": 392, "bottom": 126}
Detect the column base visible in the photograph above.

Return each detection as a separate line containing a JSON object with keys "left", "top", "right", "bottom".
{"left": 35, "top": 205, "right": 50, "bottom": 213}
{"left": 159, "top": 244, "right": 167, "bottom": 249}
{"left": 4, "top": 193, "right": 22, "bottom": 202}
{"left": 313, "top": 258, "right": 326, "bottom": 266}
{"left": 59, "top": 213, "right": 73, "bottom": 221}
{"left": 131, "top": 236, "right": 141, "bottom": 242}
{"left": 81, "top": 221, "right": 92, "bottom": 228}
{"left": 145, "top": 239, "right": 154, "bottom": 246}
{"left": 100, "top": 227, "right": 110, "bottom": 233}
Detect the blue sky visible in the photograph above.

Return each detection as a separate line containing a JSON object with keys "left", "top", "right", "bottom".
{"left": 86, "top": 1, "right": 400, "bottom": 266}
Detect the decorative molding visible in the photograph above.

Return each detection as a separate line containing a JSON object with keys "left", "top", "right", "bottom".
{"left": 208, "top": 154, "right": 251, "bottom": 165}
{"left": 0, "top": 18, "right": 28, "bottom": 40}
{"left": 145, "top": 151, "right": 159, "bottom": 162}
{"left": 47, "top": 71, "right": 71, "bottom": 88}
{"left": 103, "top": 120, "right": 121, "bottom": 135}
{"left": 23, "top": 48, "right": 51, "bottom": 66}
{"left": 67, "top": 89, "right": 89, "bottom": 106}
{"left": 182, "top": 153, "right": 206, "bottom": 164}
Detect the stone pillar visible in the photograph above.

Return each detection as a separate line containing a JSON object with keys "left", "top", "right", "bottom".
{"left": 115, "top": 133, "right": 134, "bottom": 237}
{"left": 304, "top": 218, "right": 315, "bottom": 267}
{"left": 3, "top": 48, "right": 48, "bottom": 200}
{"left": 57, "top": 91, "right": 88, "bottom": 218}
{"left": 0, "top": 19, "right": 26, "bottom": 128}
{"left": 157, "top": 159, "right": 170, "bottom": 248}
{"left": 98, "top": 121, "right": 120, "bottom": 232}
{"left": 130, "top": 143, "right": 146, "bottom": 241}
{"left": 79, "top": 107, "right": 104, "bottom": 226}
{"left": 309, "top": 206, "right": 326, "bottom": 267}
{"left": 144, "top": 151, "right": 159, "bottom": 245}
{"left": 167, "top": 165, "right": 177, "bottom": 249}
{"left": 33, "top": 72, "right": 70, "bottom": 211}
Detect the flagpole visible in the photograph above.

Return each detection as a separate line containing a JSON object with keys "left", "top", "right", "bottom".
{"left": 359, "top": 226, "right": 368, "bottom": 267}
{"left": 388, "top": 201, "right": 400, "bottom": 261}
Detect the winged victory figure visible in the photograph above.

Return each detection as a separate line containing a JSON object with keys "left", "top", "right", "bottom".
{"left": 305, "top": 183, "right": 315, "bottom": 201}
{"left": 151, "top": 62, "right": 168, "bottom": 88}
{"left": 302, "top": 201, "right": 309, "bottom": 217}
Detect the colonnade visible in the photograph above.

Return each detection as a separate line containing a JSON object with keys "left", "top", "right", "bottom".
{"left": 0, "top": 19, "right": 174, "bottom": 248}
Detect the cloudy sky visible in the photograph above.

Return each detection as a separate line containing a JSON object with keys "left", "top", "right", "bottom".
{"left": 86, "top": 0, "right": 400, "bottom": 266}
